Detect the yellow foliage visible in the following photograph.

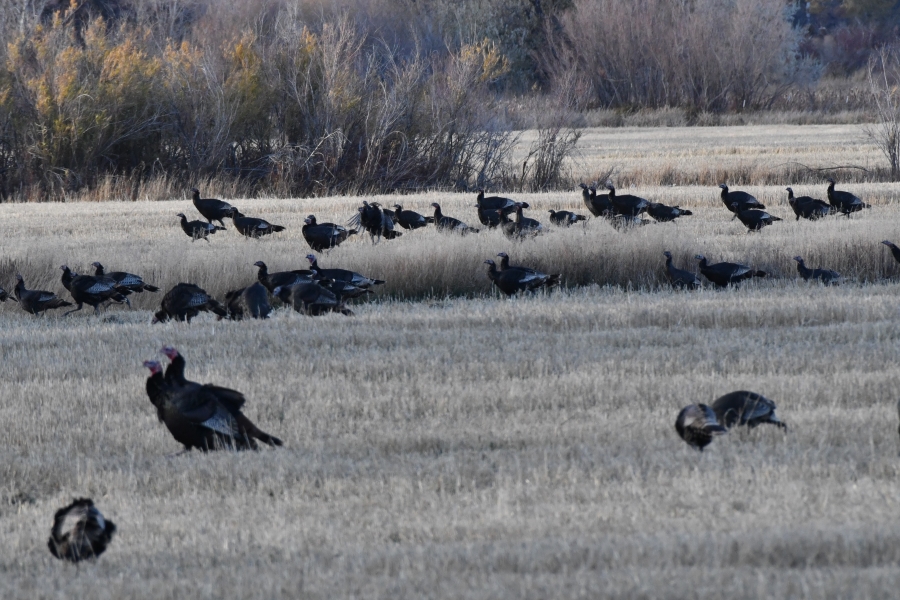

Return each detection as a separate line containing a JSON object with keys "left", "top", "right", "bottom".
{"left": 459, "top": 39, "right": 509, "bottom": 84}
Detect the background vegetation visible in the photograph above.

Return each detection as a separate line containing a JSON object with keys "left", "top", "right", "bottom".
{"left": 1, "top": 0, "right": 900, "bottom": 200}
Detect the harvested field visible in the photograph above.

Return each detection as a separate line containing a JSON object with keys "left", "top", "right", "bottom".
{"left": 3, "top": 127, "right": 900, "bottom": 598}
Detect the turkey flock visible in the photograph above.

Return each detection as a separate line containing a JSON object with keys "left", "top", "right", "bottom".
{"left": 11, "top": 177, "right": 899, "bottom": 564}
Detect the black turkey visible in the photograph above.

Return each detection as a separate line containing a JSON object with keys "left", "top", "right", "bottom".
{"left": 548, "top": 209, "right": 587, "bottom": 227}
{"left": 272, "top": 281, "right": 353, "bottom": 316}
{"left": 191, "top": 187, "right": 235, "bottom": 227}
{"left": 495, "top": 252, "right": 561, "bottom": 290}
{"left": 432, "top": 202, "right": 480, "bottom": 234}
{"left": 695, "top": 255, "right": 766, "bottom": 288}
{"left": 47, "top": 498, "right": 116, "bottom": 562}
{"left": 605, "top": 181, "right": 649, "bottom": 217}
{"left": 785, "top": 187, "right": 833, "bottom": 220}
{"left": 730, "top": 204, "right": 782, "bottom": 232}
{"left": 253, "top": 261, "right": 313, "bottom": 293}
{"left": 503, "top": 203, "right": 543, "bottom": 239}
{"left": 13, "top": 274, "right": 72, "bottom": 315}
{"left": 302, "top": 215, "right": 356, "bottom": 251}
{"left": 178, "top": 212, "right": 224, "bottom": 242}
{"left": 647, "top": 202, "right": 693, "bottom": 223}
{"left": 91, "top": 262, "right": 159, "bottom": 295}
{"left": 710, "top": 391, "right": 786, "bottom": 430}
{"left": 882, "top": 240, "right": 900, "bottom": 264}
{"left": 392, "top": 204, "right": 433, "bottom": 230}
{"left": 580, "top": 183, "right": 613, "bottom": 217}
{"left": 228, "top": 208, "right": 285, "bottom": 238}
{"left": 320, "top": 279, "right": 374, "bottom": 300}
{"left": 60, "top": 265, "right": 129, "bottom": 315}
{"left": 305, "top": 254, "right": 384, "bottom": 288}
{"left": 719, "top": 184, "right": 764, "bottom": 213}
{"left": 826, "top": 178, "right": 870, "bottom": 217}
{"left": 793, "top": 256, "right": 840, "bottom": 285}
{"left": 475, "top": 189, "right": 518, "bottom": 212}
{"left": 663, "top": 251, "right": 701, "bottom": 289}
{"left": 675, "top": 404, "right": 727, "bottom": 451}
{"left": 148, "top": 350, "right": 283, "bottom": 451}
{"left": 152, "top": 283, "right": 227, "bottom": 323}
{"left": 222, "top": 282, "right": 272, "bottom": 320}
{"left": 484, "top": 258, "right": 558, "bottom": 296}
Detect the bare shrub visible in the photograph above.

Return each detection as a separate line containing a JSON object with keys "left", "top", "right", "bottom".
{"left": 864, "top": 45, "right": 900, "bottom": 181}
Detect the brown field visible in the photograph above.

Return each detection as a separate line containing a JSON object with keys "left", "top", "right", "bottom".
{"left": 3, "top": 126, "right": 900, "bottom": 598}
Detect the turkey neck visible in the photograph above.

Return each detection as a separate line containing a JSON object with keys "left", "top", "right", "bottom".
{"left": 60, "top": 267, "right": 75, "bottom": 290}
{"left": 165, "top": 354, "right": 187, "bottom": 386}
{"left": 499, "top": 255, "right": 510, "bottom": 270}
{"left": 796, "top": 260, "right": 811, "bottom": 278}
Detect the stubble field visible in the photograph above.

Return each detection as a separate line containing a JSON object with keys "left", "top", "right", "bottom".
{"left": 3, "top": 124, "right": 900, "bottom": 599}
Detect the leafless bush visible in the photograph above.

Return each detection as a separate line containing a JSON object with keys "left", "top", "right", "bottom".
{"left": 864, "top": 45, "right": 900, "bottom": 181}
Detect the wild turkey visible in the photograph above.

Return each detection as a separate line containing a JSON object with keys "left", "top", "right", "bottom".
{"left": 785, "top": 187, "right": 834, "bottom": 221}
{"left": 719, "top": 184, "right": 764, "bottom": 213}
{"left": 608, "top": 215, "right": 652, "bottom": 231}
{"left": 253, "top": 261, "right": 313, "bottom": 293}
{"left": 695, "top": 255, "right": 766, "bottom": 288}
{"left": 495, "top": 252, "right": 561, "bottom": 287}
{"left": 272, "top": 281, "right": 353, "bottom": 316}
{"left": 647, "top": 202, "right": 693, "bottom": 223}
{"left": 431, "top": 202, "right": 480, "bottom": 234}
{"left": 0, "top": 284, "right": 17, "bottom": 302}
{"left": 191, "top": 187, "right": 235, "bottom": 227}
{"left": 152, "top": 283, "right": 227, "bottom": 323}
{"left": 392, "top": 204, "right": 434, "bottom": 230}
{"left": 60, "top": 265, "right": 129, "bottom": 316}
{"left": 320, "top": 279, "right": 374, "bottom": 301}
{"left": 503, "top": 203, "right": 543, "bottom": 239}
{"left": 476, "top": 189, "right": 518, "bottom": 212}
{"left": 13, "top": 274, "right": 72, "bottom": 315}
{"left": 222, "top": 282, "right": 272, "bottom": 320}
{"left": 605, "top": 181, "right": 649, "bottom": 217}
{"left": 148, "top": 349, "right": 283, "bottom": 451}
{"left": 710, "top": 391, "right": 787, "bottom": 430}
{"left": 302, "top": 215, "right": 356, "bottom": 251}
{"left": 178, "top": 212, "right": 225, "bottom": 242}
{"left": 548, "top": 209, "right": 587, "bottom": 226}
{"left": 349, "top": 201, "right": 401, "bottom": 243}
{"left": 305, "top": 254, "right": 384, "bottom": 288}
{"left": 484, "top": 258, "right": 557, "bottom": 296}
{"left": 826, "top": 178, "right": 870, "bottom": 217}
{"left": 663, "top": 251, "right": 701, "bottom": 289}
{"left": 229, "top": 208, "right": 285, "bottom": 238}
{"left": 730, "top": 204, "right": 782, "bottom": 232}
{"left": 580, "top": 183, "right": 613, "bottom": 217}
{"left": 882, "top": 240, "right": 900, "bottom": 264}
{"left": 675, "top": 404, "right": 727, "bottom": 451}
{"left": 793, "top": 256, "right": 840, "bottom": 285}
{"left": 91, "top": 262, "right": 159, "bottom": 295}
{"left": 47, "top": 498, "right": 116, "bottom": 562}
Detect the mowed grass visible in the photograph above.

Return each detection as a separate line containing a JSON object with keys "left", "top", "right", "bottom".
{"left": 3, "top": 128, "right": 900, "bottom": 597}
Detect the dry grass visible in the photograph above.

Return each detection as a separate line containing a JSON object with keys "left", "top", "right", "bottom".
{"left": 3, "top": 128, "right": 900, "bottom": 598}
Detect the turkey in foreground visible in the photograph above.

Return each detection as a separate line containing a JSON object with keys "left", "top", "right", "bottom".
{"left": 302, "top": 215, "right": 356, "bottom": 251}
{"left": 605, "top": 181, "right": 649, "bottom": 217}
{"left": 580, "top": 183, "right": 612, "bottom": 218}
{"left": 47, "top": 498, "right": 116, "bottom": 563}
{"left": 730, "top": 204, "right": 782, "bottom": 232}
{"left": 273, "top": 281, "right": 353, "bottom": 316}
{"left": 147, "top": 349, "right": 283, "bottom": 451}
{"left": 663, "top": 251, "right": 701, "bottom": 289}
{"left": 496, "top": 252, "right": 561, "bottom": 288}
{"left": 432, "top": 202, "right": 480, "bottom": 234}
{"left": 786, "top": 187, "right": 833, "bottom": 220}
{"left": 695, "top": 255, "right": 766, "bottom": 288}
{"left": 253, "top": 261, "right": 313, "bottom": 293}
{"left": 719, "top": 184, "right": 764, "bottom": 213}
{"left": 793, "top": 256, "right": 840, "bottom": 285}
{"left": 177, "top": 212, "right": 224, "bottom": 242}
{"left": 485, "top": 257, "right": 559, "bottom": 296}
{"left": 191, "top": 187, "right": 235, "bottom": 227}
{"left": 710, "top": 391, "right": 787, "bottom": 430}
{"left": 675, "top": 404, "right": 727, "bottom": 451}
{"left": 14, "top": 274, "right": 72, "bottom": 315}
{"left": 647, "top": 202, "right": 693, "bottom": 223}
{"left": 392, "top": 204, "right": 434, "bottom": 230}
{"left": 92, "top": 262, "right": 159, "bottom": 295}
{"left": 222, "top": 282, "right": 271, "bottom": 320}
{"left": 229, "top": 208, "right": 285, "bottom": 238}
{"left": 826, "top": 178, "right": 870, "bottom": 217}
{"left": 548, "top": 209, "right": 587, "bottom": 227}
{"left": 60, "top": 265, "right": 129, "bottom": 316}
{"left": 152, "top": 283, "right": 227, "bottom": 323}
{"left": 306, "top": 254, "right": 385, "bottom": 288}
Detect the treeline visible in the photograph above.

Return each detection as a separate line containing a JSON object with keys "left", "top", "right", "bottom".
{"left": 0, "top": 0, "right": 891, "bottom": 201}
